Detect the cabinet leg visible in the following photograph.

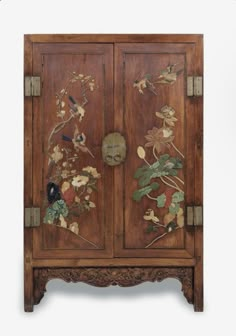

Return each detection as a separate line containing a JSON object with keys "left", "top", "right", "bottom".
{"left": 194, "top": 260, "right": 203, "bottom": 311}
{"left": 24, "top": 264, "right": 34, "bottom": 312}
{"left": 194, "top": 227, "right": 203, "bottom": 312}
{"left": 24, "top": 229, "right": 34, "bottom": 312}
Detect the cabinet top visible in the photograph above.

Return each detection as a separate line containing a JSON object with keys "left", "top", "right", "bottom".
{"left": 24, "top": 34, "right": 203, "bottom": 44}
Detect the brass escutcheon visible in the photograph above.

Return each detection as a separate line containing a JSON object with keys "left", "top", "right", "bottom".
{"left": 102, "top": 132, "right": 126, "bottom": 166}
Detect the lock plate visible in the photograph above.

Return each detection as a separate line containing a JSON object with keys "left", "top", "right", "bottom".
{"left": 102, "top": 132, "right": 126, "bottom": 166}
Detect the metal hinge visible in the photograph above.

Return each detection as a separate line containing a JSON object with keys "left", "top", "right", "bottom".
{"left": 187, "top": 76, "right": 203, "bottom": 97}
{"left": 24, "top": 76, "right": 41, "bottom": 96}
{"left": 24, "top": 208, "right": 40, "bottom": 227}
{"left": 187, "top": 206, "right": 203, "bottom": 226}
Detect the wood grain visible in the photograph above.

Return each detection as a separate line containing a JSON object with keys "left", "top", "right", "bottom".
{"left": 26, "top": 34, "right": 202, "bottom": 44}
{"left": 24, "top": 35, "right": 33, "bottom": 312}
{"left": 24, "top": 36, "right": 33, "bottom": 207}
{"left": 32, "top": 258, "right": 196, "bottom": 267}
{"left": 114, "top": 43, "right": 195, "bottom": 257}
{"left": 24, "top": 34, "right": 203, "bottom": 312}
{"left": 193, "top": 36, "right": 203, "bottom": 312}
{"left": 32, "top": 43, "right": 114, "bottom": 258}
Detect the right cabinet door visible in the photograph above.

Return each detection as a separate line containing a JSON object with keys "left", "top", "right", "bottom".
{"left": 114, "top": 42, "right": 202, "bottom": 258}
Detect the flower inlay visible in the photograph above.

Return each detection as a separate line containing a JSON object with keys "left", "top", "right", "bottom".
{"left": 133, "top": 66, "right": 185, "bottom": 248}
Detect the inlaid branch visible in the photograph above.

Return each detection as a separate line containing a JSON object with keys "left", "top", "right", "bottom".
{"left": 145, "top": 227, "right": 181, "bottom": 248}
{"left": 48, "top": 71, "right": 97, "bottom": 150}
{"left": 171, "top": 141, "right": 184, "bottom": 158}
{"left": 48, "top": 113, "right": 74, "bottom": 149}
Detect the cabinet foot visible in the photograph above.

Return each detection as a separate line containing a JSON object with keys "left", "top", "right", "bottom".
{"left": 194, "top": 303, "right": 203, "bottom": 312}
{"left": 24, "top": 304, "right": 34, "bottom": 312}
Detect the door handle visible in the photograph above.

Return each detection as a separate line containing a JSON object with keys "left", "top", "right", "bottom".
{"left": 102, "top": 132, "right": 126, "bottom": 166}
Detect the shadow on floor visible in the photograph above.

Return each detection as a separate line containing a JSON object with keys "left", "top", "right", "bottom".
{"left": 33, "top": 277, "right": 193, "bottom": 311}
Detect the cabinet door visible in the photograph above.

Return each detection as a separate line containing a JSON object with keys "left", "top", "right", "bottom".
{"left": 114, "top": 42, "right": 202, "bottom": 258}
{"left": 31, "top": 43, "right": 113, "bottom": 258}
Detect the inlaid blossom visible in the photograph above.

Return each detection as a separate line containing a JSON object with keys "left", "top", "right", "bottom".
{"left": 51, "top": 145, "right": 63, "bottom": 163}
{"left": 89, "top": 81, "right": 95, "bottom": 91}
{"left": 155, "top": 105, "right": 178, "bottom": 127}
{"left": 145, "top": 127, "right": 174, "bottom": 153}
{"left": 143, "top": 209, "right": 160, "bottom": 224}
{"left": 85, "top": 195, "right": 96, "bottom": 208}
{"left": 69, "top": 222, "right": 79, "bottom": 235}
{"left": 59, "top": 215, "right": 67, "bottom": 228}
{"left": 82, "top": 166, "right": 101, "bottom": 179}
{"left": 72, "top": 175, "right": 89, "bottom": 188}
{"left": 61, "top": 170, "right": 70, "bottom": 179}
{"left": 61, "top": 181, "right": 70, "bottom": 193}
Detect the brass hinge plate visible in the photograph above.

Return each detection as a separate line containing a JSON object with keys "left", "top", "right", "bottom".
{"left": 25, "top": 208, "right": 40, "bottom": 227}
{"left": 24, "top": 76, "right": 41, "bottom": 97}
{"left": 187, "top": 76, "right": 203, "bottom": 97}
{"left": 187, "top": 206, "right": 203, "bottom": 226}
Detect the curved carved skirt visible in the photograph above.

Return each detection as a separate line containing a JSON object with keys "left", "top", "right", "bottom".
{"left": 33, "top": 267, "right": 193, "bottom": 306}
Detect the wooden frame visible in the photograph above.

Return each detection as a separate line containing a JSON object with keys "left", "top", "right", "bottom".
{"left": 114, "top": 42, "right": 196, "bottom": 258}
{"left": 24, "top": 34, "right": 203, "bottom": 312}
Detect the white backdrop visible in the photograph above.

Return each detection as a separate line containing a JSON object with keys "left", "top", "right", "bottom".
{"left": 0, "top": 0, "right": 236, "bottom": 334}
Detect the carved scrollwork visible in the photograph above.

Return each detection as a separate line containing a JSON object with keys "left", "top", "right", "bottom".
{"left": 33, "top": 267, "right": 193, "bottom": 306}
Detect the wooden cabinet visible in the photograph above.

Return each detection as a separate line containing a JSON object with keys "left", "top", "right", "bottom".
{"left": 24, "top": 34, "right": 203, "bottom": 312}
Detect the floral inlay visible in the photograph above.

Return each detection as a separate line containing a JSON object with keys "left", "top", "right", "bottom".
{"left": 43, "top": 71, "right": 100, "bottom": 248}
{"left": 133, "top": 66, "right": 184, "bottom": 248}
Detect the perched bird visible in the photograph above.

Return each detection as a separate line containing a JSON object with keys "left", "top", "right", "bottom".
{"left": 156, "top": 63, "right": 183, "bottom": 85}
{"left": 68, "top": 95, "right": 85, "bottom": 121}
{"left": 133, "top": 74, "right": 158, "bottom": 95}
{"left": 62, "top": 125, "right": 94, "bottom": 158}
{"left": 133, "top": 64, "right": 183, "bottom": 95}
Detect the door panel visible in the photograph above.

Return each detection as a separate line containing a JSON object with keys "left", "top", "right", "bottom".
{"left": 32, "top": 43, "right": 114, "bottom": 258}
{"left": 29, "top": 40, "right": 198, "bottom": 259}
{"left": 114, "top": 43, "right": 195, "bottom": 258}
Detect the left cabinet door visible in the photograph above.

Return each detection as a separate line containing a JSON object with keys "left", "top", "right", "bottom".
{"left": 27, "top": 43, "right": 114, "bottom": 258}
